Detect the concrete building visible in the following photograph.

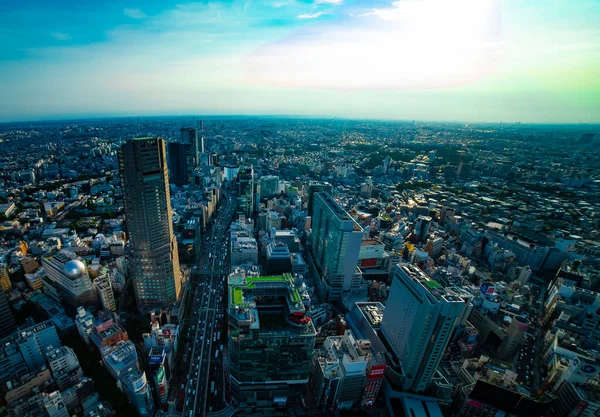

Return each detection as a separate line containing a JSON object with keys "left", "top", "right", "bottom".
{"left": 259, "top": 175, "right": 280, "bottom": 198}
{"left": 42, "top": 250, "right": 97, "bottom": 308}
{"left": 0, "top": 291, "right": 16, "bottom": 339}
{"left": 265, "top": 242, "right": 292, "bottom": 275}
{"left": 310, "top": 192, "right": 364, "bottom": 301}
{"left": 119, "top": 137, "right": 182, "bottom": 314}
{"left": 16, "top": 321, "right": 61, "bottom": 372}
{"left": 381, "top": 264, "right": 468, "bottom": 393}
{"left": 46, "top": 346, "right": 83, "bottom": 390}
{"left": 310, "top": 329, "right": 369, "bottom": 411}
{"left": 228, "top": 273, "right": 316, "bottom": 415}
{"left": 121, "top": 370, "right": 154, "bottom": 417}
{"left": 94, "top": 274, "right": 116, "bottom": 312}
{"left": 75, "top": 307, "right": 95, "bottom": 347}
{"left": 100, "top": 340, "right": 139, "bottom": 381}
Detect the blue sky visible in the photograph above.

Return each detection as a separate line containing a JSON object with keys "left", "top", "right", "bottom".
{"left": 1, "top": 0, "right": 599, "bottom": 123}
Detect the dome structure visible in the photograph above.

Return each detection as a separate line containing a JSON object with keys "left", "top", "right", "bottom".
{"left": 64, "top": 259, "right": 86, "bottom": 280}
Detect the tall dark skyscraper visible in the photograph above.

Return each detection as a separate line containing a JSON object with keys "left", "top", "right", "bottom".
{"left": 307, "top": 182, "right": 332, "bottom": 216}
{"left": 237, "top": 165, "right": 254, "bottom": 219}
{"left": 0, "top": 292, "right": 16, "bottom": 339}
{"left": 228, "top": 273, "right": 315, "bottom": 415}
{"left": 167, "top": 142, "right": 189, "bottom": 186}
{"left": 180, "top": 127, "right": 203, "bottom": 165}
{"left": 119, "top": 138, "right": 182, "bottom": 315}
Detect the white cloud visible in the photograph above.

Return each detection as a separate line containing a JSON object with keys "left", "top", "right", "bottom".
{"left": 316, "top": 0, "right": 343, "bottom": 5}
{"left": 250, "top": 0, "right": 504, "bottom": 89}
{"left": 124, "top": 8, "right": 146, "bottom": 19}
{"left": 297, "top": 11, "right": 327, "bottom": 19}
{"left": 51, "top": 32, "right": 71, "bottom": 41}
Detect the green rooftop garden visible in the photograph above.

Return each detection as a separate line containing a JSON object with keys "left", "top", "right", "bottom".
{"left": 424, "top": 280, "right": 443, "bottom": 289}
{"left": 232, "top": 287, "right": 243, "bottom": 306}
{"left": 290, "top": 288, "right": 301, "bottom": 303}
{"left": 245, "top": 275, "right": 286, "bottom": 288}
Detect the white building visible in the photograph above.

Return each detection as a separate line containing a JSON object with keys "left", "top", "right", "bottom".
{"left": 381, "top": 264, "right": 469, "bottom": 393}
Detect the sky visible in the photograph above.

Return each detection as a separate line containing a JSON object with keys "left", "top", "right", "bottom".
{"left": 0, "top": 0, "right": 599, "bottom": 123}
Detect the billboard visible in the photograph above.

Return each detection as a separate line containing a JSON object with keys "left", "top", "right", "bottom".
{"left": 368, "top": 364, "right": 386, "bottom": 379}
{"left": 360, "top": 258, "right": 378, "bottom": 268}
{"left": 480, "top": 283, "right": 495, "bottom": 295}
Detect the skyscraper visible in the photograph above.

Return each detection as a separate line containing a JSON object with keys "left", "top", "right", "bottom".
{"left": 310, "top": 192, "right": 364, "bottom": 301}
{"left": 119, "top": 138, "right": 181, "bottom": 315}
{"left": 307, "top": 182, "right": 332, "bottom": 216}
{"left": 180, "top": 127, "right": 202, "bottom": 165}
{"left": 0, "top": 292, "right": 16, "bottom": 339}
{"left": 228, "top": 273, "right": 315, "bottom": 415}
{"left": 237, "top": 165, "right": 254, "bottom": 219}
{"left": 167, "top": 142, "right": 189, "bottom": 186}
{"left": 380, "top": 264, "right": 468, "bottom": 393}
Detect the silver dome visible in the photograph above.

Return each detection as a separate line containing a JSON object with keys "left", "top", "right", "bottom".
{"left": 64, "top": 259, "right": 86, "bottom": 279}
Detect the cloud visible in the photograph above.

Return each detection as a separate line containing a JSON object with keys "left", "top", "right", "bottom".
{"left": 249, "top": 0, "right": 505, "bottom": 90}
{"left": 315, "top": 0, "right": 343, "bottom": 4}
{"left": 124, "top": 8, "right": 146, "bottom": 19}
{"left": 51, "top": 32, "right": 71, "bottom": 41}
{"left": 297, "top": 11, "right": 327, "bottom": 19}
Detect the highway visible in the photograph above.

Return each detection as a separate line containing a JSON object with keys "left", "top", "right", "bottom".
{"left": 181, "top": 190, "right": 236, "bottom": 417}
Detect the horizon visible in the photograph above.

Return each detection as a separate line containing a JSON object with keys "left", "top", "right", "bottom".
{"left": 1, "top": 113, "right": 600, "bottom": 128}
{"left": 1, "top": 0, "right": 599, "bottom": 123}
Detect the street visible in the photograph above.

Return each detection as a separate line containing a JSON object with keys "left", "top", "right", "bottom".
{"left": 181, "top": 190, "right": 236, "bottom": 417}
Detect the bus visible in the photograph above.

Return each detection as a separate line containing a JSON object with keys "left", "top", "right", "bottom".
{"left": 210, "top": 381, "right": 215, "bottom": 393}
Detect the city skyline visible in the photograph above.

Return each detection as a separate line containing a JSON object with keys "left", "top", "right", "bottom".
{"left": 1, "top": 0, "right": 599, "bottom": 123}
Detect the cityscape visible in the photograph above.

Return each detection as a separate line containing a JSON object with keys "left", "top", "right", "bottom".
{"left": 0, "top": 117, "right": 598, "bottom": 417}
{"left": 1, "top": 0, "right": 600, "bottom": 417}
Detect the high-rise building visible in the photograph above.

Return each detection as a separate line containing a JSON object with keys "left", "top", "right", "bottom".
{"left": 0, "top": 263, "right": 12, "bottom": 292}
{"left": 119, "top": 138, "right": 182, "bottom": 315}
{"left": 381, "top": 264, "right": 468, "bottom": 393}
{"left": 237, "top": 165, "right": 254, "bottom": 219}
{"left": 42, "top": 250, "right": 98, "bottom": 308}
{"left": 259, "top": 175, "right": 280, "bottom": 198}
{"left": 94, "top": 274, "right": 116, "bottom": 312}
{"left": 310, "top": 192, "right": 364, "bottom": 301}
{"left": 167, "top": 142, "right": 190, "bottom": 186}
{"left": 46, "top": 346, "right": 83, "bottom": 390}
{"left": 15, "top": 321, "right": 61, "bottom": 372}
{"left": 228, "top": 273, "right": 315, "bottom": 415}
{"left": 180, "top": 127, "right": 202, "bottom": 166}
{"left": 414, "top": 215, "right": 432, "bottom": 243}
{"left": 121, "top": 370, "right": 154, "bottom": 417}
{"left": 310, "top": 329, "right": 369, "bottom": 411}
{"left": 307, "top": 182, "right": 332, "bottom": 216}
{"left": 0, "top": 291, "right": 16, "bottom": 339}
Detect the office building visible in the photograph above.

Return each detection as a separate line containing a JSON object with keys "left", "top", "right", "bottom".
{"left": 43, "top": 391, "right": 70, "bottom": 417}
{"left": 42, "top": 250, "right": 98, "bottom": 308}
{"left": 15, "top": 321, "right": 61, "bottom": 372}
{"left": 265, "top": 242, "right": 292, "bottom": 275}
{"left": 148, "top": 346, "right": 170, "bottom": 405}
{"left": 307, "top": 182, "right": 332, "bottom": 216}
{"left": 237, "top": 165, "right": 254, "bottom": 219}
{"left": 100, "top": 340, "right": 139, "bottom": 380}
{"left": 94, "top": 274, "right": 116, "bottom": 312}
{"left": 0, "top": 341, "right": 29, "bottom": 384}
{"left": 259, "top": 175, "right": 280, "bottom": 197}
{"left": 310, "top": 329, "right": 369, "bottom": 411}
{"left": 0, "top": 291, "right": 16, "bottom": 339}
{"left": 46, "top": 346, "right": 83, "bottom": 390}
{"left": 121, "top": 371, "right": 154, "bottom": 417}
{"left": 310, "top": 192, "right": 364, "bottom": 301}
{"left": 180, "top": 127, "right": 202, "bottom": 165}
{"left": 167, "top": 142, "right": 190, "bottom": 186}
{"left": 0, "top": 263, "right": 11, "bottom": 292}
{"left": 75, "top": 307, "right": 95, "bottom": 347}
{"left": 119, "top": 137, "right": 182, "bottom": 314}
{"left": 228, "top": 273, "right": 316, "bottom": 415}
{"left": 381, "top": 264, "right": 468, "bottom": 393}
{"left": 414, "top": 215, "right": 432, "bottom": 243}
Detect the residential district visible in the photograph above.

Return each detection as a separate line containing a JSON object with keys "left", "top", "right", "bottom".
{"left": 0, "top": 117, "right": 598, "bottom": 417}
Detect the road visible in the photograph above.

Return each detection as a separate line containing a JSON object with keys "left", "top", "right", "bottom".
{"left": 181, "top": 190, "right": 236, "bottom": 417}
